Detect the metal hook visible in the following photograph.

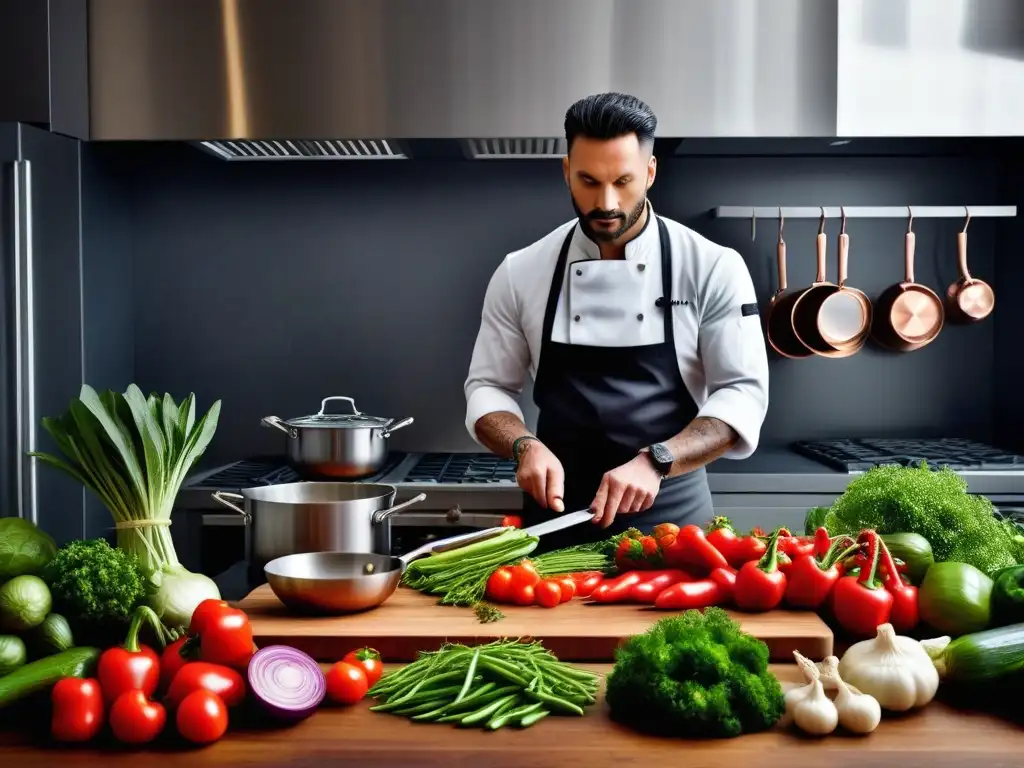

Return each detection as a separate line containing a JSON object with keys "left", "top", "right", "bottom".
{"left": 778, "top": 207, "right": 784, "bottom": 243}
{"left": 907, "top": 206, "right": 914, "bottom": 234}
{"left": 818, "top": 206, "right": 826, "bottom": 235}
{"left": 963, "top": 206, "right": 971, "bottom": 233}
{"left": 840, "top": 206, "right": 847, "bottom": 235}
{"left": 751, "top": 209, "right": 756, "bottom": 241}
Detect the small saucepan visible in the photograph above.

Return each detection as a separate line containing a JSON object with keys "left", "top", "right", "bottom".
{"left": 765, "top": 210, "right": 812, "bottom": 359}
{"left": 872, "top": 208, "right": 945, "bottom": 352}
{"left": 262, "top": 396, "right": 414, "bottom": 479}
{"left": 945, "top": 208, "right": 995, "bottom": 324}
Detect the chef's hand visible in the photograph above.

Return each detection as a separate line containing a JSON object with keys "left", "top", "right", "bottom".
{"left": 590, "top": 455, "right": 661, "bottom": 528}
{"left": 515, "top": 441, "right": 566, "bottom": 513}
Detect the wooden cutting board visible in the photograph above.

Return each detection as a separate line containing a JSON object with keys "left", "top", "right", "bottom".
{"left": 238, "top": 584, "right": 833, "bottom": 663}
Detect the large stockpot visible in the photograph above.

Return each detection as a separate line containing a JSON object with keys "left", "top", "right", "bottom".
{"left": 262, "top": 396, "right": 414, "bottom": 479}
{"left": 211, "top": 482, "right": 427, "bottom": 567}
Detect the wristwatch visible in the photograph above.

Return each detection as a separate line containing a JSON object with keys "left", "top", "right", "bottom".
{"left": 512, "top": 436, "right": 539, "bottom": 465}
{"left": 640, "top": 443, "right": 674, "bottom": 477}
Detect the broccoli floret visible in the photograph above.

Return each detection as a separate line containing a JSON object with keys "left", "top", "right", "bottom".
{"left": 605, "top": 607, "right": 785, "bottom": 738}
{"left": 43, "top": 538, "right": 147, "bottom": 623}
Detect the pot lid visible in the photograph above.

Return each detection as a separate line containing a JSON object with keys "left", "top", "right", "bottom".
{"left": 286, "top": 396, "right": 393, "bottom": 429}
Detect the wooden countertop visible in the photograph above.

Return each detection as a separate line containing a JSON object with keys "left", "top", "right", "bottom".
{"left": 1, "top": 665, "right": 1020, "bottom": 767}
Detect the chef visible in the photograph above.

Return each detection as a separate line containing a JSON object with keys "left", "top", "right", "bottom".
{"left": 463, "top": 92, "right": 769, "bottom": 550}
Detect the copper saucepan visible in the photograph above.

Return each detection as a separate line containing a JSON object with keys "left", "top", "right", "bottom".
{"left": 765, "top": 210, "right": 812, "bottom": 359}
{"left": 871, "top": 208, "right": 944, "bottom": 352}
{"left": 945, "top": 208, "right": 995, "bottom": 324}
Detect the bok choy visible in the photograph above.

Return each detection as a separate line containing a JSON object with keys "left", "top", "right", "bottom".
{"left": 30, "top": 384, "right": 223, "bottom": 631}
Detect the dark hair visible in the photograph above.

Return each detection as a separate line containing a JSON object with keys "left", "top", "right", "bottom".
{"left": 564, "top": 93, "right": 657, "bottom": 150}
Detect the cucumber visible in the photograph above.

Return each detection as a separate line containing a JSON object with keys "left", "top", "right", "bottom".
{"left": 30, "top": 613, "right": 74, "bottom": 658}
{"left": 881, "top": 533, "right": 934, "bottom": 585}
{"left": 922, "top": 623, "right": 1024, "bottom": 683}
{"left": 0, "top": 646, "right": 100, "bottom": 709}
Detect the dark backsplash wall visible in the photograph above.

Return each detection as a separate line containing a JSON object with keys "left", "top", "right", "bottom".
{"left": 95, "top": 143, "right": 1012, "bottom": 465}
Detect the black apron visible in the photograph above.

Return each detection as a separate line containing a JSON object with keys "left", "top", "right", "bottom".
{"left": 521, "top": 215, "right": 713, "bottom": 553}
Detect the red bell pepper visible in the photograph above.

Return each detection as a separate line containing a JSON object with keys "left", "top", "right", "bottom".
{"left": 97, "top": 605, "right": 168, "bottom": 706}
{"left": 50, "top": 677, "right": 105, "bottom": 743}
{"left": 704, "top": 517, "right": 766, "bottom": 568}
{"left": 159, "top": 636, "right": 198, "bottom": 692}
{"left": 591, "top": 571, "right": 645, "bottom": 602}
{"left": 734, "top": 528, "right": 787, "bottom": 612}
{"left": 775, "top": 528, "right": 817, "bottom": 559}
{"left": 784, "top": 535, "right": 860, "bottom": 610}
{"left": 814, "top": 526, "right": 832, "bottom": 557}
{"left": 877, "top": 538, "right": 919, "bottom": 632}
{"left": 629, "top": 569, "right": 693, "bottom": 604}
{"left": 653, "top": 578, "right": 723, "bottom": 610}
{"left": 709, "top": 566, "right": 737, "bottom": 602}
{"left": 662, "top": 524, "right": 730, "bottom": 574}
{"left": 831, "top": 530, "right": 894, "bottom": 638}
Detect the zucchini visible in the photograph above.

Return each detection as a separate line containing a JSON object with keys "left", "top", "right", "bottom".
{"left": 880, "top": 533, "right": 934, "bottom": 585}
{"left": 922, "top": 623, "right": 1024, "bottom": 683}
{"left": 0, "top": 646, "right": 100, "bottom": 708}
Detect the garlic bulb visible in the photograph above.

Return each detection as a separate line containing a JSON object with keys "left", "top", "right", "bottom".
{"left": 838, "top": 623, "right": 939, "bottom": 711}
{"left": 780, "top": 652, "right": 818, "bottom": 727}
{"left": 792, "top": 678, "right": 838, "bottom": 736}
{"left": 833, "top": 668, "right": 881, "bottom": 734}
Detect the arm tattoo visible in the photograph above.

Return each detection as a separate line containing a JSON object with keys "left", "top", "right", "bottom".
{"left": 662, "top": 417, "right": 739, "bottom": 477}
{"left": 474, "top": 411, "right": 535, "bottom": 460}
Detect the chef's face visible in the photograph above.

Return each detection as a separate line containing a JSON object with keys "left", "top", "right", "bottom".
{"left": 563, "top": 134, "right": 657, "bottom": 243}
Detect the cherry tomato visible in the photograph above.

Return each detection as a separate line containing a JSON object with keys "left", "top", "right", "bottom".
{"left": 574, "top": 573, "right": 604, "bottom": 598}
{"left": 166, "top": 662, "right": 246, "bottom": 709}
{"left": 486, "top": 567, "right": 515, "bottom": 603}
{"left": 176, "top": 690, "right": 228, "bottom": 745}
{"left": 511, "top": 583, "right": 535, "bottom": 606}
{"left": 341, "top": 647, "right": 383, "bottom": 688}
{"left": 110, "top": 690, "right": 166, "bottom": 745}
{"left": 500, "top": 515, "right": 523, "bottom": 528}
{"left": 555, "top": 576, "right": 576, "bottom": 602}
{"left": 510, "top": 561, "right": 540, "bottom": 589}
{"left": 188, "top": 599, "right": 231, "bottom": 635}
{"left": 534, "top": 580, "right": 562, "bottom": 608}
{"left": 50, "top": 677, "right": 104, "bottom": 743}
{"left": 325, "top": 661, "right": 369, "bottom": 705}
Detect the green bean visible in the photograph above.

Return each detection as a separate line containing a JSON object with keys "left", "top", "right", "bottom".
{"left": 518, "top": 708, "right": 550, "bottom": 728}
{"left": 439, "top": 684, "right": 517, "bottom": 716}
{"left": 372, "top": 673, "right": 465, "bottom": 710}
{"left": 524, "top": 689, "right": 585, "bottom": 716}
{"left": 459, "top": 694, "right": 521, "bottom": 727}
{"left": 393, "top": 696, "right": 456, "bottom": 716}
{"left": 477, "top": 657, "right": 530, "bottom": 688}
{"left": 486, "top": 701, "right": 543, "bottom": 731}
{"left": 453, "top": 649, "right": 480, "bottom": 705}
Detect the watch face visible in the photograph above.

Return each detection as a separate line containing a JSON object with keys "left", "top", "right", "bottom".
{"left": 650, "top": 443, "right": 673, "bottom": 468}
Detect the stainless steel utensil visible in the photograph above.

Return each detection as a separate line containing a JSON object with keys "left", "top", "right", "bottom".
{"left": 211, "top": 482, "right": 427, "bottom": 565}
{"left": 263, "top": 509, "right": 594, "bottom": 614}
{"left": 261, "top": 396, "right": 414, "bottom": 479}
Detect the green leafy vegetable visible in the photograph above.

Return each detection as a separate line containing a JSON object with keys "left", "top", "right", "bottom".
{"left": 0, "top": 518, "right": 56, "bottom": 578}
{"left": 605, "top": 607, "right": 785, "bottom": 738}
{"left": 44, "top": 539, "right": 147, "bottom": 625}
{"left": 30, "top": 384, "right": 223, "bottom": 630}
{"left": 823, "top": 463, "right": 1024, "bottom": 575}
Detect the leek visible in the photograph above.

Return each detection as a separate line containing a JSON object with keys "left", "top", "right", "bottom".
{"left": 30, "top": 383, "right": 223, "bottom": 631}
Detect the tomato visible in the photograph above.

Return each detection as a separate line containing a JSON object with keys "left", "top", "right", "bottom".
{"left": 555, "top": 576, "right": 576, "bottom": 602}
{"left": 341, "top": 647, "right": 383, "bottom": 688}
{"left": 188, "top": 599, "right": 231, "bottom": 635}
{"left": 510, "top": 562, "right": 540, "bottom": 589}
{"left": 486, "top": 567, "right": 515, "bottom": 603}
{"left": 176, "top": 690, "right": 228, "bottom": 745}
{"left": 110, "top": 690, "right": 166, "bottom": 744}
{"left": 500, "top": 515, "right": 522, "bottom": 528}
{"left": 166, "top": 662, "right": 246, "bottom": 709}
{"left": 534, "top": 580, "right": 562, "bottom": 608}
{"left": 573, "top": 573, "right": 604, "bottom": 598}
{"left": 50, "top": 677, "right": 104, "bottom": 743}
{"left": 325, "top": 661, "right": 369, "bottom": 705}
{"left": 198, "top": 606, "right": 254, "bottom": 670}
{"left": 511, "top": 583, "right": 535, "bottom": 606}
{"left": 160, "top": 636, "right": 194, "bottom": 692}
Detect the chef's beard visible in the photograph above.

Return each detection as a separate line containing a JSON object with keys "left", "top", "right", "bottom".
{"left": 572, "top": 196, "right": 648, "bottom": 243}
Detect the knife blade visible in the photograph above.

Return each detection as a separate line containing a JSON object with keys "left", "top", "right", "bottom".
{"left": 523, "top": 509, "right": 594, "bottom": 538}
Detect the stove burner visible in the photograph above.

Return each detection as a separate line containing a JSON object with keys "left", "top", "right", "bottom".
{"left": 194, "top": 453, "right": 406, "bottom": 490}
{"left": 792, "top": 438, "right": 1024, "bottom": 473}
{"left": 404, "top": 453, "right": 517, "bottom": 484}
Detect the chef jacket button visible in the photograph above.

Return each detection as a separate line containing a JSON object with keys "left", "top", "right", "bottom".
{"left": 574, "top": 315, "right": 581, "bottom": 322}
{"left": 575, "top": 269, "right": 583, "bottom": 276}
{"left": 637, "top": 313, "right": 644, "bottom": 321}
{"left": 638, "top": 263, "right": 646, "bottom": 272}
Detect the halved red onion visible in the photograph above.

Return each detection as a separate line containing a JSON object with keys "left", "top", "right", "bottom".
{"left": 247, "top": 645, "right": 326, "bottom": 721}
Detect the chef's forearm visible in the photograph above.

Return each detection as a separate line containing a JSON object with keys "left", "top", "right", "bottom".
{"left": 662, "top": 417, "right": 739, "bottom": 477}
{"left": 474, "top": 411, "right": 536, "bottom": 460}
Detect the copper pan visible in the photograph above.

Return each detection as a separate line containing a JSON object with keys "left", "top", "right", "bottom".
{"left": 945, "top": 208, "right": 995, "bottom": 324}
{"left": 816, "top": 209, "right": 872, "bottom": 351}
{"left": 791, "top": 209, "right": 864, "bottom": 359}
{"left": 765, "top": 210, "right": 812, "bottom": 359}
{"left": 872, "top": 208, "right": 944, "bottom": 352}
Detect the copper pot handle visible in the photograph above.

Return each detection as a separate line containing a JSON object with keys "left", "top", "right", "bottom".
{"left": 904, "top": 231, "right": 916, "bottom": 284}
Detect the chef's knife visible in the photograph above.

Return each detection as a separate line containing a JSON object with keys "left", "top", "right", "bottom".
{"left": 522, "top": 509, "right": 594, "bottom": 538}
{"left": 404, "top": 509, "right": 594, "bottom": 559}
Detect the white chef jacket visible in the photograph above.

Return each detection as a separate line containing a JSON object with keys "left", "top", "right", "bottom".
{"left": 464, "top": 207, "right": 770, "bottom": 459}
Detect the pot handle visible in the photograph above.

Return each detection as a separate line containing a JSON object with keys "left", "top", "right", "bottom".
{"left": 212, "top": 491, "right": 251, "bottom": 523}
{"left": 371, "top": 492, "right": 427, "bottom": 524}
{"left": 261, "top": 416, "right": 298, "bottom": 439}
{"left": 381, "top": 416, "right": 414, "bottom": 438}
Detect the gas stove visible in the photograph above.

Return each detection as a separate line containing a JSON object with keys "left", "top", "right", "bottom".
{"left": 792, "top": 438, "right": 1024, "bottom": 474}
{"left": 178, "top": 451, "right": 523, "bottom": 528}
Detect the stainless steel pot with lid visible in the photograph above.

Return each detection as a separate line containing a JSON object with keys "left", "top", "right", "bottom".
{"left": 261, "top": 396, "right": 413, "bottom": 479}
